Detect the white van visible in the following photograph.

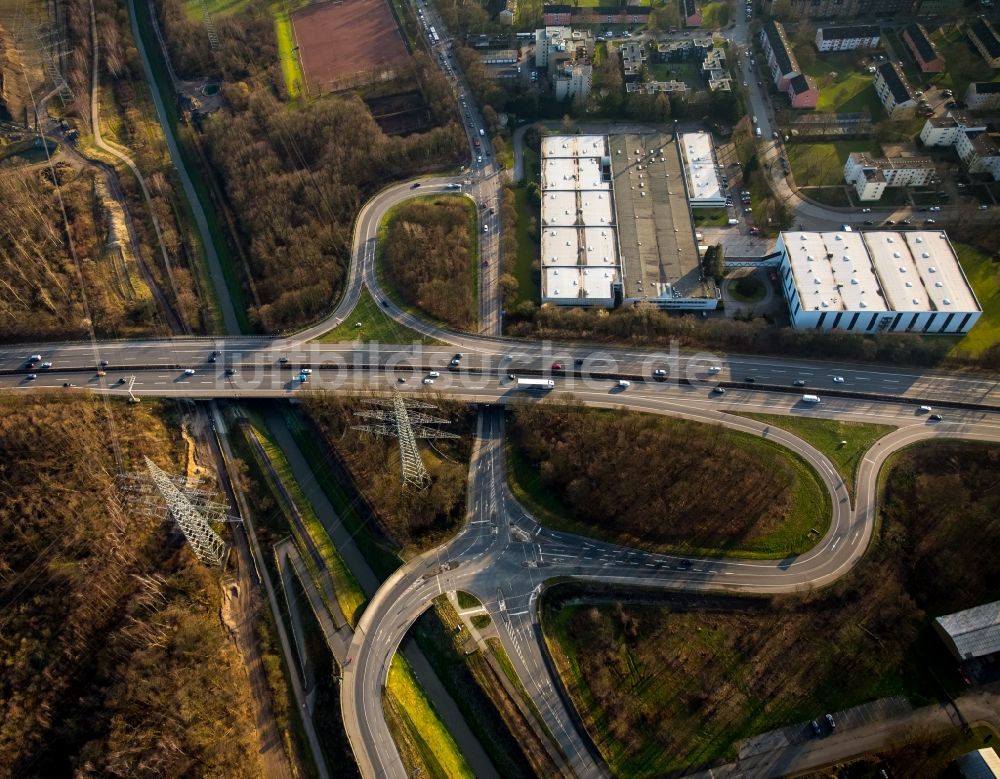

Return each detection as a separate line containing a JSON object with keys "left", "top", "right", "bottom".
{"left": 801, "top": 394, "right": 821, "bottom": 404}
{"left": 618, "top": 380, "right": 631, "bottom": 388}
{"left": 727, "top": 218, "right": 739, "bottom": 225}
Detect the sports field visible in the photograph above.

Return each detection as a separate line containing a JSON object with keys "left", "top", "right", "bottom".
{"left": 291, "top": 0, "right": 410, "bottom": 94}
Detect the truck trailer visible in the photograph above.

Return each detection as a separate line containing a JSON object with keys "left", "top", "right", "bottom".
{"left": 515, "top": 378, "right": 555, "bottom": 391}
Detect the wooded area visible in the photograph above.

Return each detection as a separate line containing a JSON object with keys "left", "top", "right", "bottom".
{"left": 542, "top": 442, "right": 1000, "bottom": 777}
{"left": 0, "top": 396, "right": 259, "bottom": 777}
{"left": 302, "top": 394, "right": 475, "bottom": 552}
{"left": 511, "top": 404, "right": 814, "bottom": 550}
{"left": 383, "top": 197, "right": 476, "bottom": 329}
{"left": 202, "top": 79, "right": 464, "bottom": 331}
{"left": 0, "top": 168, "right": 159, "bottom": 339}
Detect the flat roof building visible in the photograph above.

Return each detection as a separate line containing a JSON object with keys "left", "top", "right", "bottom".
{"left": 679, "top": 132, "right": 726, "bottom": 207}
{"left": 965, "top": 81, "right": 1000, "bottom": 111}
{"left": 844, "top": 152, "right": 935, "bottom": 201}
{"left": 610, "top": 132, "right": 716, "bottom": 308}
{"left": 815, "top": 25, "right": 881, "bottom": 51}
{"left": 957, "top": 748, "right": 1000, "bottom": 779}
{"left": 777, "top": 230, "right": 981, "bottom": 333}
{"left": 539, "top": 135, "right": 619, "bottom": 306}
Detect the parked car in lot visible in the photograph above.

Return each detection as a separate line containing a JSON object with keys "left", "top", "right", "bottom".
{"left": 811, "top": 720, "right": 823, "bottom": 737}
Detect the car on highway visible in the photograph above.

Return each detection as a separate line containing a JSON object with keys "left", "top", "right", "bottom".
{"left": 793, "top": 379, "right": 806, "bottom": 386}
{"left": 707, "top": 365, "right": 722, "bottom": 374}
{"left": 29, "top": 353, "right": 41, "bottom": 362}
{"left": 397, "top": 377, "right": 407, "bottom": 383}
{"left": 929, "top": 413, "right": 943, "bottom": 421}
{"left": 428, "top": 370, "right": 440, "bottom": 378}
{"left": 678, "top": 559, "right": 692, "bottom": 570}
{"left": 26, "top": 373, "right": 37, "bottom": 380}
{"left": 118, "top": 377, "right": 127, "bottom": 384}
{"left": 617, "top": 379, "right": 631, "bottom": 388}
{"left": 301, "top": 368, "right": 313, "bottom": 374}
{"left": 450, "top": 357, "right": 461, "bottom": 366}
{"left": 744, "top": 376, "right": 756, "bottom": 383}
{"left": 861, "top": 207, "right": 871, "bottom": 213}
{"left": 552, "top": 363, "right": 563, "bottom": 370}
{"left": 422, "top": 378, "right": 435, "bottom": 385}
{"left": 100, "top": 359, "right": 109, "bottom": 367}
{"left": 279, "top": 356, "right": 289, "bottom": 364}
{"left": 924, "top": 219, "right": 936, "bottom": 224}
{"left": 833, "top": 375, "right": 845, "bottom": 383}
{"left": 653, "top": 368, "right": 667, "bottom": 378}
{"left": 918, "top": 405, "right": 932, "bottom": 413}
{"left": 184, "top": 368, "right": 196, "bottom": 375}
{"left": 410, "top": 182, "right": 420, "bottom": 189}
{"left": 225, "top": 368, "right": 237, "bottom": 375}
{"left": 40, "top": 362, "right": 52, "bottom": 369}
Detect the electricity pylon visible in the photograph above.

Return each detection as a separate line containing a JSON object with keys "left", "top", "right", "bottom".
{"left": 120, "top": 457, "right": 230, "bottom": 566}
{"left": 353, "top": 391, "right": 458, "bottom": 490}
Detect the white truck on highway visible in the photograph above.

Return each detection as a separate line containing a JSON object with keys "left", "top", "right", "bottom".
{"left": 515, "top": 377, "right": 555, "bottom": 391}
{"left": 801, "top": 394, "right": 821, "bottom": 404}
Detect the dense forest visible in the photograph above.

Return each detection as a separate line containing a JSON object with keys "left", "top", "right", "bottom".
{"left": 0, "top": 396, "right": 259, "bottom": 777}
{"left": 0, "top": 167, "right": 160, "bottom": 340}
{"left": 303, "top": 394, "right": 475, "bottom": 551}
{"left": 512, "top": 404, "right": 807, "bottom": 548}
{"left": 383, "top": 197, "right": 476, "bottom": 329}
{"left": 542, "top": 443, "right": 1000, "bottom": 776}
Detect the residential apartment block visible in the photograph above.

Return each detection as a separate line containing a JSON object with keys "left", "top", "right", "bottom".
{"left": 535, "top": 26, "right": 594, "bottom": 102}
{"left": 814, "top": 25, "right": 881, "bottom": 52}
{"left": 956, "top": 130, "right": 1000, "bottom": 179}
{"left": 919, "top": 113, "right": 986, "bottom": 147}
{"left": 968, "top": 17, "right": 1000, "bottom": 68}
{"left": 919, "top": 115, "right": 1000, "bottom": 180}
{"left": 874, "top": 62, "right": 916, "bottom": 118}
{"left": 902, "top": 23, "right": 944, "bottom": 73}
{"left": 965, "top": 82, "right": 1000, "bottom": 111}
{"left": 844, "top": 152, "right": 935, "bottom": 200}
{"left": 766, "top": 0, "right": 909, "bottom": 20}
{"left": 542, "top": 4, "right": 650, "bottom": 25}
{"left": 759, "top": 21, "right": 820, "bottom": 108}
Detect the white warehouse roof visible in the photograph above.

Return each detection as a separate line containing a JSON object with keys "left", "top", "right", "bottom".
{"left": 541, "top": 227, "right": 618, "bottom": 267}
{"left": 540, "top": 134, "right": 607, "bottom": 158}
{"left": 543, "top": 266, "right": 618, "bottom": 303}
{"left": 936, "top": 601, "right": 1000, "bottom": 660}
{"left": 540, "top": 135, "right": 622, "bottom": 305}
{"left": 784, "top": 231, "right": 888, "bottom": 313}
{"left": 679, "top": 132, "right": 725, "bottom": 206}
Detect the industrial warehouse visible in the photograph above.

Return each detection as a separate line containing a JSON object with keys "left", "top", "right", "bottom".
{"left": 540, "top": 133, "right": 716, "bottom": 309}
{"left": 776, "top": 230, "right": 981, "bottom": 333}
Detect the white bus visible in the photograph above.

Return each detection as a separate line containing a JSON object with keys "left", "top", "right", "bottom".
{"left": 515, "top": 377, "right": 555, "bottom": 391}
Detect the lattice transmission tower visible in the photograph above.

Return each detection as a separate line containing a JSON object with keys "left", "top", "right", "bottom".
{"left": 353, "top": 391, "right": 458, "bottom": 489}
{"left": 120, "top": 457, "right": 235, "bottom": 566}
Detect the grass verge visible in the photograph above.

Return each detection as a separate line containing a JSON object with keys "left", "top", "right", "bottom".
{"left": 248, "top": 417, "right": 368, "bottom": 625}
{"left": 785, "top": 139, "right": 881, "bottom": 188}
{"left": 456, "top": 590, "right": 482, "bottom": 610}
{"left": 949, "top": 243, "right": 999, "bottom": 360}
{"left": 315, "top": 287, "right": 440, "bottom": 345}
{"left": 383, "top": 655, "right": 476, "bottom": 779}
{"left": 735, "top": 413, "right": 895, "bottom": 498}
{"left": 512, "top": 186, "right": 539, "bottom": 306}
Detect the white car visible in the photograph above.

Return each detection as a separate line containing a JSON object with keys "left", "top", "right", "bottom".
{"left": 40, "top": 362, "right": 52, "bottom": 369}
{"left": 708, "top": 366, "right": 722, "bottom": 374}
{"left": 861, "top": 207, "right": 871, "bottom": 213}
{"left": 27, "top": 373, "right": 37, "bottom": 380}
{"left": 833, "top": 376, "right": 845, "bottom": 383}
{"left": 184, "top": 368, "right": 196, "bottom": 375}
{"left": 618, "top": 380, "right": 631, "bottom": 388}
{"left": 422, "top": 378, "right": 435, "bottom": 385}
{"left": 428, "top": 370, "right": 440, "bottom": 378}
{"left": 301, "top": 368, "right": 313, "bottom": 374}
{"left": 653, "top": 368, "right": 667, "bottom": 377}
{"left": 29, "top": 354, "right": 42, "bottom": 362}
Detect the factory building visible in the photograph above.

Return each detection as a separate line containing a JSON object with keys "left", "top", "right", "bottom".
{"left": 777, "top": 230, "right": 981, "bottom": 334}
